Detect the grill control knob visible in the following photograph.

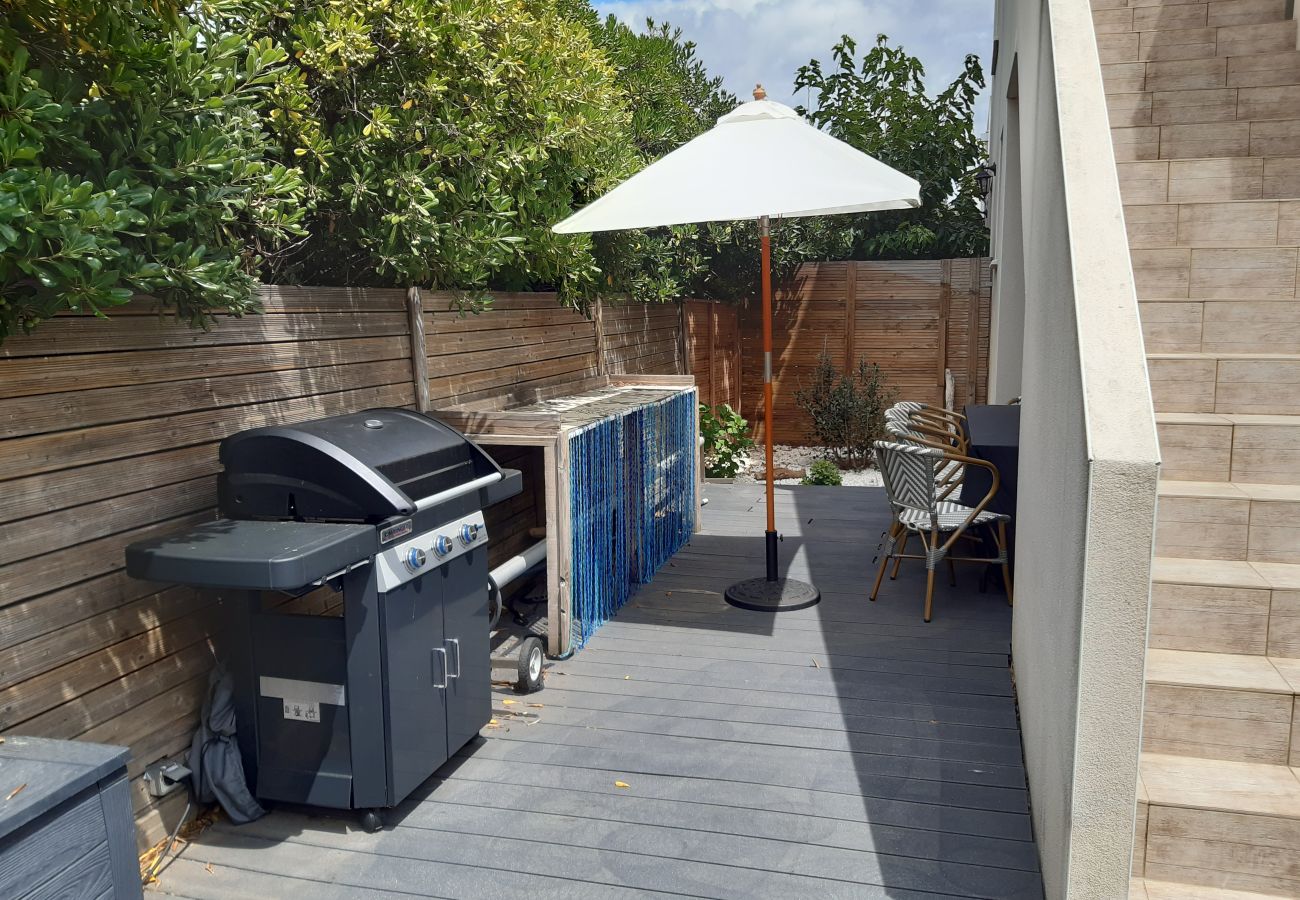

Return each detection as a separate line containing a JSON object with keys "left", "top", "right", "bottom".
{"left": 460, "top": 523, "right": 479, "bottom": 545}
{"left": 433, "top": 535, "right": 454, "bottom": 557}
{"left": 404, "top": 548, "right": 427, "bottom": 571}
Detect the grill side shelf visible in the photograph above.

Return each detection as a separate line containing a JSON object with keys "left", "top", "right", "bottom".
{"left": 125, "top": 520, "right": 377, "bottom": 591}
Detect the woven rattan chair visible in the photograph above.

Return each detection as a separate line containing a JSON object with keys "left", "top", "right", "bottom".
{"left": 883, "top": 414, "right": 965, "bottom": 499}
{"left": 870, "top": 440, "right": 1012, "bottom": 622}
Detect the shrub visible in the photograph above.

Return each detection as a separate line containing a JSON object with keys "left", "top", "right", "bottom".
{"left": 0, "top": 1, "right": 306, "bottom": 340}
{"left": 801, "top": 459, "right": 842, "bottom": 486}
{"left": 699, "top": 402, "right": 753, "bottom": 479}
{"left": 794, "top": 350, "right": 896, "bottom": 468}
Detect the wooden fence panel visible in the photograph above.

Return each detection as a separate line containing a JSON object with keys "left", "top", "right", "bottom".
{"left": 0, "top": 286, "right": 684, "bottom": 853}
{"left": 684, "top": 301, "right": 741, "bottom": 411}
{"left": 690, "top": 258, "right": 990, "bottom": 444}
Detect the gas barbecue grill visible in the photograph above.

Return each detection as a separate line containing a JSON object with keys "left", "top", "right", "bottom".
{"left": 126, "top": 409, "right": 522, "bottom": 830}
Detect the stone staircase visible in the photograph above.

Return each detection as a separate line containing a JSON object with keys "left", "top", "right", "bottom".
{"left": 1091, "top": 0, "right": 1300, "bottom": 896}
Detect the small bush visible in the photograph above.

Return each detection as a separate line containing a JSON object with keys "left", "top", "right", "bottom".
{"left": 794, "top": 350, "right": 897, "bottom": 468}
{"left": 699, "top": 402, "right": 753, "bottom": 479}
{"left": 801, "top": 459, "right": 842, "bottom": 486}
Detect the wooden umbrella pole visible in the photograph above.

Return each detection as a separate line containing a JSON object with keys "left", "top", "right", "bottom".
{"left": 760, "top": 214, "right": 778, "bottom": 581}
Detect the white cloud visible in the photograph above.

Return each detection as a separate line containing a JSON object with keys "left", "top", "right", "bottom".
{"left": 595, "top": 0, "right": 993, "bottom": 133}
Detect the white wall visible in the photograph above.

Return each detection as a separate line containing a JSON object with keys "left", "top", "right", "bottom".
{"left": 988, "top": 1, "right": 1161, "bottom": 897}
{"left": 988, "top": 70, "right": 1026, "bottom": 404}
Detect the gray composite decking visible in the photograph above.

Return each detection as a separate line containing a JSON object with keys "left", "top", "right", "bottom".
{"left": 150, "top": 484, "right": 1042, "bottom": 900}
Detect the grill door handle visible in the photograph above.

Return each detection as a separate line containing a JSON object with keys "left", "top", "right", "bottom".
{"left": 431, "top": 647, "right": 448, "bottom": 689}
{"left": 445, "top": 638, "right": 460, "bottom": 679}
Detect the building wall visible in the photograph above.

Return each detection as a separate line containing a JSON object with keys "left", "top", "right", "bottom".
{"left": 988, "top": 0, "right": 1161, "bottom": 897}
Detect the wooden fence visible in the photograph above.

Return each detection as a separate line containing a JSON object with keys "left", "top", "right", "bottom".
{"left": 685, "top": 259, "right": 992, "bottom": 444}
{"left": 684, "top": 301, "right": 743, "bottom": 411}
{"left": 0, "top": 288, "right": 684, "bottom": 850}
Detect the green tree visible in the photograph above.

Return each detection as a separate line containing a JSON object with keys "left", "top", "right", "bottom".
{"left": 228, "top": 0, "right": 654, "bottom": 308}
{"left": 0, "top": 0, "right": 305, "bottom": 341}
{"left": 794, "top": 34, "right": 988, "bottom": 260}
{"left": 560, "top": 11, "right": 737, "bottom": 305}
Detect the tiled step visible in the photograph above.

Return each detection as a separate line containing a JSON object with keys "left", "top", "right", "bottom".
{"left": 1093, "top": 0, "right": 1283, "bottom": 16}
{"left": 1154, "top": 479, "right": 1300, "bottom": 563}
{"left": 1112, "top": 161, "right": 1300, "bottom": 205}
{"left": 1143, "top": 648, "right": 1297, "bottom": 762}
{"left": 1150, "top": 557, "right": 1273, "bottom": 653}
{"left": 1097, "top": 1, "right": 1291, "bottom": 35}
{"left": 1107, "top": 85, "right": 1300, "bottom": 134}
{"left": 1112, "top": 118, "right": 1300, "bottom": 160}
{"left": 1139, "top": 298, "right": 1300, "bottom": 354}
{"left": 1133, "top": 877, "right": 1300, "bottom": 899}
{"left": 1105, "top": 50, "right": 1300, "bottom": 93}
{"left": 1098, "top": 21, "right": 1295, "bottom": 66}
{"left": 1123, "top": 198, "right": 1300, "bottom": 247}
{"left": 1138, "top": 753, "right": 1300, "bottom": 894}
{"left": 1147, "top": 353, "right": 1300, "bottom": 414}
{"left": 1131, "top": 248, "right": 1298, "bottom": 301}
{"left": 1154, "top": 413, "right": 1300, "bottom": 482}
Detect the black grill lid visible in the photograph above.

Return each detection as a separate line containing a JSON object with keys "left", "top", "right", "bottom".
{"left": 217, "top": 408, "right": 499, "bottom": 523}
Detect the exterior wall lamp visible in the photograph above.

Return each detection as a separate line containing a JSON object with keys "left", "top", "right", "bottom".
{"left": 975, "top": 162, "right": 998, "bottom": 201}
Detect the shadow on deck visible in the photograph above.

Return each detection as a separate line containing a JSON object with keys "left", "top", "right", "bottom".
{"left": 150, "top": 483, "right": 1042, "bottom": 900}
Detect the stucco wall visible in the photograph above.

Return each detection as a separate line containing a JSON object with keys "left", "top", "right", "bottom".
{"left": 987, "top": 1, "right": 1161, "bottom": 897}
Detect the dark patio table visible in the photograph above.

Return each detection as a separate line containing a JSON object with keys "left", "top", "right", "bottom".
{"left": 959, "top": 404, "right": 1020, "bottom": 581}
{"left": 960, "top": 404, "right": 1021, "bottom": 517}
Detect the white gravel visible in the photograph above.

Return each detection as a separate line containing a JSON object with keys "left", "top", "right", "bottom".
{"left": 733, "top": 444, "right": 883, "bottom": 487}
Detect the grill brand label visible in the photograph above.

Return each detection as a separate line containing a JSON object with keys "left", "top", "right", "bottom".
{"left": 380, "top": 519, "right": 414, "bottom": 544}
{"left": 282, "top": 699, "right": 320, "bottom": 723}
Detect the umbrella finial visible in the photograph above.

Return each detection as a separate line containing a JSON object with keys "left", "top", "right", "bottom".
{"left": 753, "top": 84, "right": 767, "bottom": 100}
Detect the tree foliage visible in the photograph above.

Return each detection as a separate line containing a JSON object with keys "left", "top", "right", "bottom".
{"left": 0, "top": 0, "right": 305, "bottom": 340}
{"left": 237, "top": 0, "right": 642, "bottom": 307}
{"left": 0, "top": 6, "right": 989, "bottom": 341}
{"left": 794, "top": 34, "right": 988, "bottom": 260}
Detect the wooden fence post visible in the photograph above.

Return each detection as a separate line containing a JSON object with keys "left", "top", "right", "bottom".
{"left": 594, "top": 297, "right": 606, "bottom": 377}
{"left": 406, "top": 287, "right": 431, "bottom": 413}
{"left": 844, "top": 262, "right": 858, "bottom": 370}
{"left": 966, "top": 257, "right": 982, "bottom": 406}
{"left": 937, "top": 260, "right": 953, "bottom": 406}
{"left": 677, "top": 301, "right": 689, "bottom": 377}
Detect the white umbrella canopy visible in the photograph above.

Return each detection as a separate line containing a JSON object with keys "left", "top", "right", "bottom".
{"left": 554, "top": 88, "right": 921, "bottom": 612}
{"left": 553, "top": 97, "right": 920, "bottom": 233}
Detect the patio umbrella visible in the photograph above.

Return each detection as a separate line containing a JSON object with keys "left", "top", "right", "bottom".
{"left": 554, "top": 86, "right": 921, "bottom": 612}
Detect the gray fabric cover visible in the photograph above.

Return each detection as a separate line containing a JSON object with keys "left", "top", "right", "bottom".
{"left": 189, "top": 666, "right": 265, "bottom": 824}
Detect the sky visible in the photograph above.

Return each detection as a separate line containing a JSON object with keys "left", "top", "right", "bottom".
{"left": 593, "top": 0, "right": 994, "bottom": 135}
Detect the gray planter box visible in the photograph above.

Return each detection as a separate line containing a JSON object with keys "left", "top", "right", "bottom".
{"left": 0, "top": 736, "right": 142, "bottom": 900}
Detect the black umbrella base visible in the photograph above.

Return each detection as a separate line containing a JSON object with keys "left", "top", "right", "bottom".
{"left": 724, "top": 577, "right": 821, "bottom": 612}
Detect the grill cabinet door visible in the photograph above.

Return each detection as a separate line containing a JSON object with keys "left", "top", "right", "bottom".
{"left": 380, "top": 573, "right": 448, "bottom": 804}
{"left": 440, "top": 549, "right": 492, "bottom": 755}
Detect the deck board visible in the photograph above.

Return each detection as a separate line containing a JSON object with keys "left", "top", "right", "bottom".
{"left": 149, "top": 484, "right": 1042, "bottom": 900}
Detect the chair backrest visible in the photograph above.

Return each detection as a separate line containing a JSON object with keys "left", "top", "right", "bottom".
{"left": 874, "top": 440, "right": 942, "bottom": 518}
{"left": 888, "top": 405, "right": 964, "bottom": 452}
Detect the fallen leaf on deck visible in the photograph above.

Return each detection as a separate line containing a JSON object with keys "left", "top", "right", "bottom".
{"left": 624, "top": 675, "right": 631, "bottom": 680}
{"left": 205, "top": 863, "right": 214, "bottom": 875}
{"left": 614, "top": 781, "right": 630, "bottom": 789}
{"left": 487, "top": 719, "right": 499, "bottom": 727}
{"left": 5, "top": 783, "right": 26, "bottom": 801}
{"left": 501, "top": 699, "right": 516, "bottom": 706}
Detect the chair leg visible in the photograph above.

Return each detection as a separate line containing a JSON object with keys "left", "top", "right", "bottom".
{"left": 946, "top": 557, "right": 957, "bottom": 587}
{"left": 890, "top": 532, "right": 909, "bottom": 580}
{"left": 923, "top": 528, "right": 939, "bottom": 622}
{"left": 997, "top": 520, "right": 1014, "bottom": 606}
{"left": 870, "top": 523, "right": 898, "bottom": 602}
